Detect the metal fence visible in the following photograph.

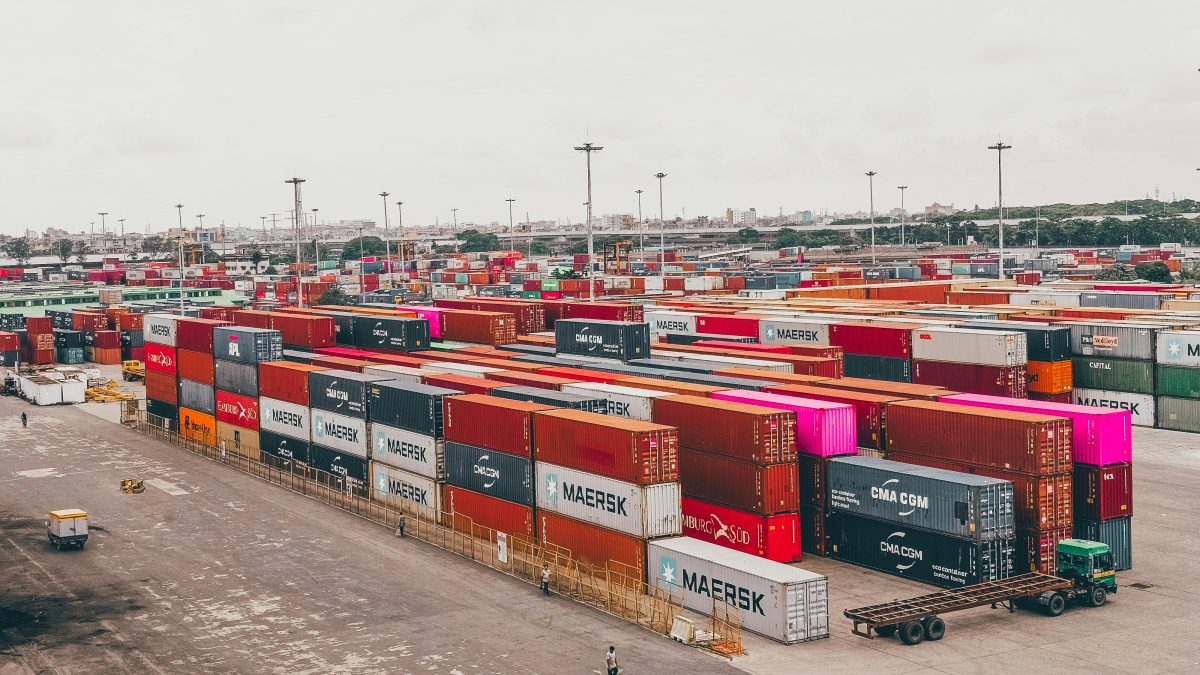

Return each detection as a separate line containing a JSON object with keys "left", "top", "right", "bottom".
{"left": 123, "top": 403, "right": 744, "bottom": 651}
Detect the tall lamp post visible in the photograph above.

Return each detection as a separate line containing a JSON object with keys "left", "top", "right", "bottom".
{"left": 866, "top": 171, "right": 877, "bottom": 265}
{"left": 574, "top": 142, "right": 603, "bottom": 301}
{"left": 451, "top": 208, "right": 459, "bottom": 253}
{"left": 635, "top": 189, "right": 644, "bottom": 251}
{"left": 988, "top": 140, "right": 1012, "bottom": 280}
{"left": 396, "top": 201, "right": 404, "bottom": 268}
{"left": 654, "top": 173, "right": 667, "bottom": 281}
{"left": 174, "top": 204, "right": 185, "bottom": 311}
{"left": 506, "top": 198, "right": 516, "bottom": 252}
{"left": 285, "top": 177, "right": 306, "bottom": 305}
{"left": 897, "top": 185, "right": 908, "bottom": 247}
{"left": 379, "top": 191, "right": 391, "bottom": 265}
{"left": 118, "top": 218, "right": 126, "bottom": 249}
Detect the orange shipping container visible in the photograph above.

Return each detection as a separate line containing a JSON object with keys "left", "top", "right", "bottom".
{"left": 1027, "top": 360, "right": 1073, "bottom": 394}
{"left": 179, "top": 407, "right": 217, "bottom": 445}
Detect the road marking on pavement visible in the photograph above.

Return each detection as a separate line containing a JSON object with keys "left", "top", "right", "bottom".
{"left": 147, "top": 478, "right": 190, "bottom": 496}
{"left": 14, "top": 468, "right": 62, "bottom": 478}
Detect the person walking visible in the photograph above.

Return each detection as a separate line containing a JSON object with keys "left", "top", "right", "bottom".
{"left": 20, "top": 412, "right": 27, "bottom": 428}
{"left": 605, "top": 645, "right": 619, "bottom": 675}
{"left": 540, "top": 564, "right": 551, "bottom": 596}
{"left": 395, "top": 511, "right": 406, "bottom": 538}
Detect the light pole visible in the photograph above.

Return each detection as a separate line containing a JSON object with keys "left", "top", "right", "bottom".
{"left": 506, "top": 198, "right": 516, "bottom": 252}
{"left": 285, "top": 177, "right": 306, "bottom": 305}
{"left": 654, "top": 172, "right": 667, "bottom": 281}
{"left": 897, "top": 186, "right": 908, "bottom": 247}
{"left": 574, "top": 142, "right": 603, "bottom": 301}
{"left": 988, "top": 140, "right": 1012, "bottom": 280}
{"left": 379, "top": 191, "right": 391, "bottom": 265}
{"left": 451, "top": 208, "right": 459, "bottom": 253}
{"left": 1035, "top": 205, "right": 1041, "bottom": 250}
{"left": 866, "top": 171, "right": 877, "bottom": 265}
{"left": 98, "top": 212, "right": 108, "bottom": 240}
{"left": 396, "top": 201, "right": 404, "bottom": 268}
{"left": 118, "top": 218, "right": 126, "bottom": 249}
{"left": 174, "top": 204, "right": 185, "bottom": 311}
{"left": 260, "top": 215, "right": 267, "bottom": 241}
{"left": 635, "top": 189, "right": 644, "bottom": 251}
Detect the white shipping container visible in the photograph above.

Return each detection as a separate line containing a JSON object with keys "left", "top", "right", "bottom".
{"left": 645, "top": 310, "right": 697, "bottom": 335}
{"left": 1009, "top": 291, "right": 1081, "bottom": 307}
{"left": 672, "top": 352, "right": 794, "bottom": 374}
{"left": 362, "top": 364, "right": 426, "bottom": 384}
{"left": 1072, "top": 387, "right": 1156, "bottom": 427}
{"left": 311, "top": 408, "right": 369, "bottom": 458}
{"left": 738, "top": 290, "right": 788, "bottom": 300}
{"left": 125, "top": 270, "right": 146, "bottom": 281}
{"left": 19, "top": 377, "right": 63, "bottom": 406}
{"left": 371, "top": 422, "right": 444, "bottom": 478}
{"left": 536, "top": 462, "right": 681, "bottom": 539}
{"left": 371, "top": 461, "right": 442, "bottom": 514}
{"left": 419, "top": 362, "right": 503, "bottom": 378}
{"left": 562, "top": 382, "right": 676, "bottom": 420}
{"left": 642, "top": 276, "right": 665, "bottom": 292}
{"left": 1155, "top": 329, "right": 1200, "bottom": 367}
{"left": 258, "top": 397, "right": 312, "bottom": 441}
{"left": 910, "top": 326, "right": 1027, "bottom": 366}
{"left": 144, "top": 314, "right": 178, "bottom": 346}
{"left": 59, "top": 378, "right": 86, "bottom": 404}
{"left": 647, "top": 537, "right": 829, "bottom": 644}
{"left": 758, "top": 317, "right": 835, "bottom": 346}
{"left": 608, "top": 276, "right": 633, "bottom": 290}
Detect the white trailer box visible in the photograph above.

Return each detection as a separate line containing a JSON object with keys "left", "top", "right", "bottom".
{"left": 646, "top": 310, "right": 698, "bottom": 335}
{"left": 536, "top": 462, "right": 681, "bottom": 539}
{"left": 144, "top": 314, "right": 179, "bottom": 346}
{"left": 758, "top": 317, "right": 837, "bottom": 346}
{"left": 370, "top": 423, "right": 444, "bottom": 479}
{"left": 911, "top": 326, "right": 1028, "bottom": 366}
{"left": 562, "top": 382, "right": 676, "bottom": 420}
{"left": 671, "top": 352, "right": 794, "bottom": 374}
{"left": 419, "top": 362, "right": 504, "bottom": 378}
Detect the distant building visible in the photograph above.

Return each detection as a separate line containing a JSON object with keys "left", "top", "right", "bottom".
{"left": 925, "top": 202, "right": 958, "bottom": 217}
{"left": 727, "top": 208, "right": 757, "bottom": 227}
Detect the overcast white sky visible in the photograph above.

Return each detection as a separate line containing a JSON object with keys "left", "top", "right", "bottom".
{"left": 2, "top": 1, "right": 1197, "bottom": 236}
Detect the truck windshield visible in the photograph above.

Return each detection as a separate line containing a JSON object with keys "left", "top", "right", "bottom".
{"left": 1094, "top": 552, "right": 1113, "bottom": 570}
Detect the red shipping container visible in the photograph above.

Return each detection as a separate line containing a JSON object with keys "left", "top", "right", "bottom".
{"left": 1029, "top": 391, "right": 1073, "bottom": 404}
{"left": 176, "top": 318, "right": 232, "bottom": 353}
{"left": 442, "top": 485, "right": 536, "bottom": 542}
{"left": 177, "top": 349, "right": 215, "bottom": 385}
{"left": 765, "top": 384, "right": 904, "bottom": 450}
{"left": 24, "top": 317, "right": 52, "bottom": 334}
{"left": 231, "top": 309, "right": 274, "bottom": 330}
{"left": 536, "top": 510, "right": 646, "bottom": 577}
{"left": 471, "top": 358, "right": 545, "bottom": 373}
{"left": 695, "top": 314, "right": 760, "bottom": 338}
{"left": 690, "top": 340, "right": 792, "bottom": 355}
{"left": 116, "top": 313, "right": 145, "bottom": 331}
{"left": 1073, "top": 463, "right": 1133, "bottom": 521}
{"left": 651, "top": 395, "right": 796, "bottom": 464}
{"left": 536, "top": 366, "right": 620, "bottom": 384}
{"left": 270, "top": 314, "right": 336, "bottom": 348}
{"left": 128, "top": 346, "right": 145, "bottom": 363}
{"left": 93, "top": 330, "right": 121, "bottom": 349}
{"left": 829, "top": 321, "right": 912, "bottom": 358}
{"left": 1016, "top": 526, "right": 1073, "bottom": 574}
{"left": 0, "top": 332, "right": 18, "bottom": 351}
{"left": 31, "top": 332, "right": 55, "bottom": 351}
{"left": 415, "top": 351, "right": 484, "bottom": 364}
{"left": 258, "top": 361, "right": 329, "bottom": 406}
{"left": 713, "top": 368, "right": 828, "bottom": 386}
{"left": 679, "top": 448, "right": 799, "bottom": 515}
{"left": 608, "top": 375, "right": 725, "bottom": 398}
{"left": 32, "top": 348, "right": 54, "bottom": 365}
{"left": 533, "top": 409, "right": 678, "bottom": 484}
{"left": 309, "top": 355, "right": 369, "bottom": 372}
{"left": 681, "top": 496, "right": 801, "bottom": 563}
{"left": 145, "top": 370, "right": 177, "bottom": 405}
{"left": 144, "top": 343, "right": 178, "bottom": 374}
{"left": 484, "top": 370, "right": 580, "bottom": 390}
{"left": 420, "top": 373, "right": 506, "bottom": 395}
{"left": 811, "top": 378, "right": 948, "bottom": 401}
{"left": 199, "top": 306, "right": 235, "bottom": 322}
{"left": 440, "top": 310, "right": 517, "bottom": 345}
{"left": 71, "top": 312, "right": 109, "bottom": 331}
{"left": 361, "top": 352, "right": 432, "bottom": 368}
{"left": 912, "top": 359, "right": 1028, "bottom": 398}
{"left": 215, "top": 390, "right": 260, "bottom": 431}
{"left": 443, "top": 394, "right": 554, "bottom": 457}
{"left": 886, "top": 401, "right": 1071, "bottom": 476}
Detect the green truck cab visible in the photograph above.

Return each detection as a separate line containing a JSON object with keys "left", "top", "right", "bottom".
{"left": 1034, "top": 538, "right": 1117, "bottom": 616}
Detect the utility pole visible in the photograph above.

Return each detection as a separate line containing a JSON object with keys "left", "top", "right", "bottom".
{"left": 897, "top": 186, "right": 908, "bottom": 247}
{"left": 988, "top": 140, "right": 1012, "bottom": 280}
{"left": 175, "top": 204, "right": 185, "bottom": 311}
{"left": 1035, "top": 205, "right": 1041, "bottom": 250}
{"left": 866, "top": 171, "right": 877, "bottom": 265}
{"left": 574, "top": 142, "right": 603, "bottom": 301}
{"left": 506, "top": 198, "right": 516, "bottom": 252}
{"left": 451, "top": 208, "right": 459, "bottom": 253}
{"left": 379, "top": 191, "right": 391, "bottom": 265}
{"left": 635, "top": 189, "right": 644, "bottom": 250}
{"left": 98, "top": 212, "right": 108, "bottom": 240}
{"left": 526, "top": 211, "right": 532, "bottom": 257}
{"left": 655, "top": 172, "right": 667, "bottom": 282}
{"left": 118, "top": 218, "right": 126, "bottom": 249}
{"left": 285, "top": 177, "right": 306, "bottom": 306}
{"left": 260, "top": 215, "right": 267, "bottom": 241}
{"left": 396, "top": 201, "right": 404, "bottom": 268}
{"left": 358, "top": 222, "right": 365, "bottom": 304}
{"left": 270, "top": 212, "right": 279, "bottom": 233}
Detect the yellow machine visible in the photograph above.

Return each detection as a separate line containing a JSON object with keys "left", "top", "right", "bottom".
{"left": 87, "top": 380, "right": 135, "bottom": 402}
{"left": 604, "top": 240, "right": 633, "bottom": 275}
{"left": 121, "top": 360, "right": 145, "bottom": 382}
{"left": 120, "top": 479, "right": 145, "bottom": 494}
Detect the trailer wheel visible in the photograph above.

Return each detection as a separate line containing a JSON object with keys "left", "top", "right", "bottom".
{"left": 899, "top": 620, "right": 925, "bottom": 645}
{"left": 77, "top": 541, "right": 85, "bottom": 549}
{"left": 874, "top": 624, "right": 897, "bottom": 638}
{"left": 923, "top": 616, "right": 946, "bottom": 641}
{"left": 1045, "top": 593, "right": 1066, "bottom": 617}
{"left": 1087, "top": 586, "right": 1107, "bottom": 608}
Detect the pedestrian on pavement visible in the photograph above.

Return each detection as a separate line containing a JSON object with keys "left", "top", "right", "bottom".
{"left": 605, "top": 645, "right": 618, "bottom": 675}
{"left": 395, "top": 511, "right": 406, "bottom": 538}
{"left": 20, "top": 412, "right": 27, "bottom": 428}
{"left": 541, "top": 564, "right": 551, "bottom": 596}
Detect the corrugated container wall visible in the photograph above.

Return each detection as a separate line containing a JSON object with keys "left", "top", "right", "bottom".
{"left": 535, "top": 462, "right": 681, "bottom": 539}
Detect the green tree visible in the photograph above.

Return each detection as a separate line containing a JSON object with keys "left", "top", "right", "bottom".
{"left": 264, "top": 265, "right": 279, "bottom": 275}
{"left": 55, "top": 238, "right": 74, "bottom": 263}
{"left": 1134, "top": 261, "right": 1173, "bottom": 283}
{"left": 72, "top": 240, "right": 91, "bottom": 264}
{"left": 459, "top": 230, "right": 502, "bottom": 253}
{"left": 529, "top": 241, "right": 551, "bottom": 256}
{"left": 250, "top": 249, "right": 264, "bottom": 269}
{"left": 551, "top": 267, "right": 584, "bottom": 279}
{"left": 318, "top": 285, "right": 350, "bottom": 305}
{"left": 2, "top": 237, "right": 32, "bottom": 265}
{"left": 304, "top": 239, "right": 333, "bottom": 262}
{"left": 341, "top": 236, "right": 388, "bottom": 260}
{"left": 142, "top": 234, "right": 167, "bottom": 256}
{"left": 1094, "top": 263, "right": 1137, "bottom": 281}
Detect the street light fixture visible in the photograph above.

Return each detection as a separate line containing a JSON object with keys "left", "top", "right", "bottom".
{"left": 174, "top": 204, "right": 185, "bottom": 311}
{"left": 574, "top": 142, "right": 603, "bottom": 301}
{"left": 379, "top": 191, "right": 391, "bottom": 265}
{"left": 451, "top": 208, "right": 459, "bottom": 253}
{"left": 396, "top": 201, "right": 404, "bottom": 268}
{"left": 654, "top": 172, "right": 667, "bottom": 281}
{"left": 506, "top": 198, "right": 516, "bottom": 252}
{"left": 897, "top": 186, "right": 908, "bottom": 247}
{"left": 988, "top": 140, "right": 1012, "bottom": 280}
{"left": 635, "top": 189, "right": 644, "bottom": 251}
{"left": 866, "top": 171, "right": 877, "bottom": 265}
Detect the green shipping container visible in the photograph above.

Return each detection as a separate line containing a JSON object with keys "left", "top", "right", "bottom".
{"left": 541, "top": 278, "right": 560, "bottom": 291}
{"left": 1071, "top": 356, "right": 1154, "bottom": 394}
{"left": 318, "top": 260, "right": 339, "bottom": 270}
{"left": 1155, "top": 364, "right": 1200, "bottom": 398}
{"left": 455, "top": 273, "right": 470, "bottom": 284}
{"left": 428, "top": 340, "right": 472, "bottom": 351}
{"left": 1157, "top": 396, "right": 1200, "bottom": 433}
{"left": 521, "top": 290, "right": 542, "bottom": 299}
{"left": 844, "top": 353, "right": 912, "bottom": 383}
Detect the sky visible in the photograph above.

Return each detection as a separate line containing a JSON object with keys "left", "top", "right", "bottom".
{"left": 2, "top": 1, "right": 1198, "bottom": 236}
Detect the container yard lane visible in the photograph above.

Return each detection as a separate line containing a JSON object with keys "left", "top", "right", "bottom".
{"left": 0, "top": 399, "right": 736, "bottom": 674}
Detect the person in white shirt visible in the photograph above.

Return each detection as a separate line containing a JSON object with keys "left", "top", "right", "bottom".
{"left": 541, "top": 564, "right": 551, "bottom": 596}
{"left": 605, "top": 645, "right": 618, "bottom": 675}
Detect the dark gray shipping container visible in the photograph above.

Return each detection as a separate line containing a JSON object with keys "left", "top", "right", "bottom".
{"left": 145, "top": 399, "right": 178, "bottom": 430}
{"left": 121, "top": 329, "right": 145, "bottom": 347}
{"left": 828, "top": 512, "right": 1015, "bottom": 588}
{"left": 499, "top": 343, "right": 557, "bottom": 356}
{"left": 282, "top": 349, "right": 317, "bottom": 364}
{"left": 490, "top": 385, "right": 607, "bottom": 413}
{"left": 1074, "top": 517, "right": 1132, "bottom": 571}
{"left": 1069, "top": 322, "right": 1158, "bottom": 360}
{"left": 352, "top": 315, "right": 430, "bottom": 352}
{"left": 444, "top": 441, "right": 535, "bottom": 506}
{"left": 1080, "top": 291, "right": 1162, "bottom": 310}
{"left": 659, "top": 370, "right": 781, "bottom": 391}
{"left": 367, "top": 380, "right": 461, "bottom": 437}
{"left": 827, "top": 456, "right": 1015, "bottom": 541}
{"left": 844, "top": 354, "right": 912, "bottom": 382}
{"left": 327, "top": 312, "right": 358, "bottom": 346}
{"left": 54, "top": 330, "right": 83, "bottom": 348}
{"left": 213, "top": 326, "right": 284, "bottom": 364}
{"left": 309, "top": 443, "right": 369, "bottom": 487}
{"left": 178, "top": 379, "right": 215, "bottom": 415}
{"left": 260, "top": 429, "right": 311, "bottom": 465}
{"left": 309, "top": 370, "right": 389, "bottom": 418}
{"left": 554, "top": 319, "right": 650, "bottom": 360}
{"left": 960, "top": 320, "right": 1071, "bottom": 362}
{"left": 213, "top": 360, "right": 259, "bottom": 397}
{"left": 624, "top": 357, "right": 719, "bottom": 374}
{"left": 664, "top": 332, "right": 757, "bottom": 345}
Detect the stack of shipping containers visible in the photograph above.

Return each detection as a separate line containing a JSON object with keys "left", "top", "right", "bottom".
{"left": 961, "top": 321, "right": 1073, "bottom": 403}
{"left": 910, "top": 326, "right": 1028, "bottom": 398}
{"left": 829, "top": 322, "right": 913, "bottom": 383}
{"left": 213, "top": 326, "right": 282, "bottom": 462}
{"left": 308, "top": 369, "right": 386, "bottom": 495}
{"left": 144, "top": 314, "right": 179, "bottom": 427}
{"left": 1155, "top": 330, "right": 1200, "bottom": 433}
{"left": 1069, "top": 321, "right": 1159, "bottom": 427}
{"left": 259, "top": 361, "right": 326, "bottom": 468}
{"left": 178, "top": 318, "right": 229, "bottom": 446}
{"left": 368, "top": 380, "right": 462, "bottom": 517}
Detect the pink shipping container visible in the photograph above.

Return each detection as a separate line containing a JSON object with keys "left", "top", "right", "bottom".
{"left": 711, "top": 390, "right": 856, "bottom": 458}
{"left": 396, "top": 305, "right": 446, "bottom": 338}
{"left": 939, "top": 393, "right": 1132, "bottom": 465}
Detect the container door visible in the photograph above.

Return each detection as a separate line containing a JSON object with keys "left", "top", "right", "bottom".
{"left": 806, "top": 581, "right": 829, "bottom": 640}
{"left": 786, "top": 584, "right": 805, "bottom": 642}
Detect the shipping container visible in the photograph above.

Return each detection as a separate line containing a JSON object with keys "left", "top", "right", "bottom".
{"left": 1027, "top": 360, "right": 1073, "bottom": 395}
{"left": 681, "top": 497, "right": 801, "bottom": 563}
{"left": 555, "top": 319, "right": 650, "bottom": 360}
{"left": 271, "top": 313, "right": 336, "bottom": 349}
{"left": 757, "top": 317, "right": 834, "bottom": 346}
{"left": 370, "top": 423, "right": 444, "bottom": 478}
{"left": 535, "top": 462, "right": 680, "bottom": 539}
{"left": 371, "top": 461, "right": 442, "bottom": 513}
{"left": 826, "top": 456, "right": 1014, "bottom": 541}
{"left": 678, "top": 448, "right": 798, "bottom": 515}
{"left": 1070, "top": 322, "right": 1158, "bottom": 360}
{"left": 1155, "top": 364, "right": 1200, "bottom": 398}
{"left": 308, "top": 443, "right": 369, "bottom": 489}
{"left": 178, "top": 349, "right": 215, "bottom": 385}
{"left": 353, "top": 315, "right": 429, "bottom": 352}
{"left": 443, "top": 394, "right": 552, "bottom": 457}
{"left": 647, "top": 536, "right": 828, "bottom": 644}
{"left": 828, "top": 512, "right": 1014, "bottom": 588}
{"left": 144, "top": 314, "right": 178, "bottom": 346}
{"left": 362, "top": 363, "right": 426, "bottom": 384}
{"left": 1155, "top": 329, "right": 1200, "bottom": 367}
{"left": 257, "top": 361, "right": 328, "bottom": 406}
{"left": 912, "top": 360, "right": 1028, "bottom": 398}
{"left": 215, "top": 389, "right": 260, "bottom": 431}
{"left": 886, "top": 400, "right": 1072, "bottom": 475}
{"left": 259, "top": 428, "right": 311, "bottom": 465}
{"left": 178, "top": 406, "right": 217, "bottom": 446}
{"left": 911, "top": 326, "right": 1027, "bottom": 366}
{"left": 213, "top": 326, "right": 284, "bottom": 364}
{"left": 178, "top": 379, "right": 215, "bottom": 415}
{"left": 444, "top": 441, "right": 534, "bottom": 505}
{"left": 441, "top": 310, "right": 517, "bottom": 345}
{"left": 843, "top": 354, "right": 911, "bottom": 382}
{"left": 484, "top": 369, "right": 579, "bottom": 391}
{"left": 830, "top": 321, "right": 912, "bottom": 359}
{"left": 651, "top": 395, "right": 796, "bottom": 463}
{"left": 490, "top": 385, "right": 607, "bottom": 413}
{"left": 960, "top": 320, "right": 1071, "bottom": 362}
{"left": 695, "top": 314, "right": 760, "bottom": 338}
{"left": 311, "top": 408, "right": 368, "bottom": 458}
{"left": 176, "top": 317, "right": 232, "bottom": 353}
{"left": 561, "top": 382, "right": 676, "bottom": 421}
{"left": 763, "top": 384, "right": 901, "bottom": 450}
{"left": 1158, "top": 395, "right": 1200, "bottom": 432}
{"left": 799, "top": 503, "right": 827, "bottom": 557}
{"left": 810, "top": 378, "right": 946, "bottom": 401}
{"left": 215, "top": 421, "right": 260, "bottom": 461}
{"left": 1073, "top": 517, "right": 1132, "bottom": 571}
{"left": 420, "top": 372, "right": 507, "bottom": 396}
{"left": 367, "top": 380, "right": 461, "bottom": 436}
{"left": 710, "top": 390, "right": 855, "bottom": 458}
{"left": 212, "top": 360, "right": 258, "bottom": 397}
{"left": 537, "top": 510, "right": 647, "bottom": 576}
{"left": 646, "top": 310, "right": 698, "bottom": 335}
{"left": 309, "top": 370, "right": 388, "bottom": 418}
{"left": 442, "top": 485, "right": 535, "bottom": 541}
{"left": 1073, "top": 463, "right": 1132, "bottom": 521}
{"left": 145, "top": 398, "right": 178, "bottom": 428}
{"left": 533, "top": 409, "right": 678, "bottom": 484}
{"left": 144, "top": 370, "right": 178, "bottom": 405}
{"left": 1015, "top": 526, "right": 1073, "bottom": 574}
{"left": 1072, "top": 387, "right": 1155, "bottom": 427}
{"left": 144, "top": 343, "right": 177, "bottom": 375}
{"left": 1071, "top": 356, "right": 1154, "bottom": 395}
{"left": 259, "top": 396, "right": 312, "bottom": 441}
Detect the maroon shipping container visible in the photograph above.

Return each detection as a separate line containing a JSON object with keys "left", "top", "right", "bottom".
{"left": 765, "top": 384, "right": 904, "bottom": 450}
{"left": 442, "top": 485, "right": 535, "bottom": 543}
{"left": 270, "top": 313, "right": 336, "bottom": 348}
{"left": 886, "top": 400, "right": 1072, "bottom": 476}
{"left": 176, "top": 318, "right": 233, "bottom": 353}
{"left": 231, "top": 309, "right": 274, "bottom": 330}
{"left": 440, "top": 310, "right": 517, "bottom": 345}
{"left": 557, "top": 301, "right": 643, "bottom": 325}
{"left": 1015, "top": 526, "right": 1073, "bottom": 574}
{"left": 24, "top": 317, "right": 52, "bottom": 334}
{"left": 0, "top": 331, "right": 18, "bottom": 352}
{"left": 537, "top": 510, "right": 646, "bottom": 577}
{"left": 809, "top": 378, "right": 948, "bottom": 401}
{"left": 694, "top": 314, "right": 760, "bottom": 338}
{"left": 93, "top": 330, "right": 121, "bottom": 349}
{"left": 259, "top": 361, "right": 329, "bottom": 406}
{"left": 308, "top": 355, "right": 370, "bottom": 373}
{"left": 651, "top": 395, "right": 796, "bottom": 464}
{"left": 443, "top": 394, "right": 554, "bottom": 457}
{"left": 1073, "top": 463, "right": 1133, "bottom": 521}
{"left": 888, "top": 453, "right": 1073, "bottom": 531}
{"left": 533, "top": 409, "right": 678, "bottom": 484}
{"left": 178, "top": 349, "right": 215, "bottom": 385}
{"left": 117, "top": 313, "right": 145, "bottom": 331}
{"left": 421, "top": 373, "right": 506, "bottom": 396}
{"left": 829, "top": 321, "right": 913, "bottom": 358}
{"left": 145, "top": 370, "right": 177, "bottom": 405}
{"left": 71, "top": 311, "right": 109, "bottom": 331}
{"left": 435, "top": 298, "right": 546, "bottom": 334}
{"left": 484, "top": 370, "right": 580, "bottom": 390}
{"left": 679, "top": 448, "right": 798, "bottom": 515}
{"left": 31, "top": 348, "right": 54, "bottom": 365}
{"left": 912, "top": 359, "right": 1028, "bottom": 398}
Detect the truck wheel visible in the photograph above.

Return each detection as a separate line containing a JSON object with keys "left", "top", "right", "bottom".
{"left": 1045, "top": 593, "right": 1066, "bottom": 617}
{"left": 899, "top": 620, "right": 925, "bottom": 645}
{"left": 923, "top": 616, "right": 946, "bottom": 641}
{"left": 874, "top": 624, "right": 897, "bottom": 638}
{"left": 77, "top": 541, "right": 85, "bottom": 549}
{"left": 1088, "top": 586, "right": 1107, "bottom": 607}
